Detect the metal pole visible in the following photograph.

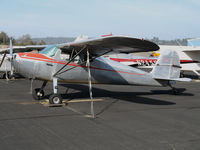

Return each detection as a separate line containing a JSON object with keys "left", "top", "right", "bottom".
{"left": 87, "top": 50, "right": 94, "bottom": 118}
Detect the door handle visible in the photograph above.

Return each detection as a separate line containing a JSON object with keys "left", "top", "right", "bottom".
{"left": 46, "top": 63, "right": 53, "bottom": 66}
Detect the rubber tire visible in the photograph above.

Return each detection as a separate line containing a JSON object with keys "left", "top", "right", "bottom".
{"left": 0, "top": 73, "right": 4, "bottom": 79}
{"left": 180, "top": 73, "right": 184, "bottom": 78}
{"left": 49, "top": 94, "right": 63, "bottom": 104}
{"left": 2, "top": 73, "right": 6, "bottom": 79}
{"left": 32, "top": 88, "right": 44, "bottom": 100}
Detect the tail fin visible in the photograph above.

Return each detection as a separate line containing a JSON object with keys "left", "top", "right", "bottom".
{"left": 187, "top": 38, "right": 200, "bottom": 46}
{"left": 151, "top": 50, "right": 191, "bottom": 82}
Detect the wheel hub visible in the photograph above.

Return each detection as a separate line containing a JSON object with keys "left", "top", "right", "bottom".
{"left": 53, "top": 97, "right": 60, "bottom": 104}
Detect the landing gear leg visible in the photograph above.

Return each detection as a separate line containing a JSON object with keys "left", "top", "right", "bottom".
{"left": 32, "top": 81, "right": 47, "bottom": 100}
{"left": 49, "top": 77, "right": 63, "bottom": 104}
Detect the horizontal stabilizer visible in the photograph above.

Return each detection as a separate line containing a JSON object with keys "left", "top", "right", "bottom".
{"left": 182, "top": 50, "right": 200, "bottom": 62}
{"left": 153, "top": 77, "right": 191, "bottom": 82}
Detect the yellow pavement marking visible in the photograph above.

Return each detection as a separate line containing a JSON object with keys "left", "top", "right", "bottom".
{"left": 40, "top": 98, "right": 103, "bottom": 104}
{"left": 39, "top": 98, "right": 103, "bottom": 107}
{"left": 68, "top": 99, "right": 103, "bottom": 103}
{"left": 40, "top": 101, "right": 49, "bottom": 105}
{"left": 84, "top": 114, "right": 95, "bottom": 118}
{"left": 18, "top": 98, "right": 103, "bottom": 107}
{"left": 18, "top": 101, "right": 39, "bottom": 105}
{"left": 192, "top": 79, "right": 200, "bottom": 82}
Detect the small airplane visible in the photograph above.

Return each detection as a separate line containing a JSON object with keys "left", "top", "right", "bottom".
{"left": 108, "top": 45, "right": 200, "bottom": 77}
{"left": 0, "top": 35, "right": 191, "bottom": 106}
{"left": 0, "top": 44, "right": 46, "bottom": 79}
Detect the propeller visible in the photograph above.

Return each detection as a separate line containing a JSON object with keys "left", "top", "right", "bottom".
{"left": 0, "top": 39, "right": 15, "bottom": 80}
{"left": 9, "top": 39, "right": 14, "bottom": 77}
{"left": 0, "top": 51, "right": 6, "bottom": 68}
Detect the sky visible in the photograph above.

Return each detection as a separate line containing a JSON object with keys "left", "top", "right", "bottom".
{"left": 0, "top": 0, "right": 200, "bottom": 39}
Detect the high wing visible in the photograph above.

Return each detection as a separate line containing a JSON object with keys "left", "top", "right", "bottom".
{"left": 0, "top": 45, "right": 47, "bottom": 54}
{"left": 182, "top": 47, "right": 200, "bottom": 62}
{"left": 57, "top": 36, "right": 159, "bottom": 56}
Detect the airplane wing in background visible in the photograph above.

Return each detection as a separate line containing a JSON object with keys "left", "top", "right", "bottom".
{"left": 57, "top": 36, "right": 160, "bottom": 57}
{"left": 0, "top": 45, "right": 47, "bottom": 54}
{"left": 182, "top": 48, "right": 200, "bottom": 62}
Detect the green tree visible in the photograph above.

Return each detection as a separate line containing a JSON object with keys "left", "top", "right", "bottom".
{"left": 151, "top": 37, "right": 160, "bottom": 44}
{"left": 37, "top": 40, "right": 46, "bottom": 45}
{"left": 17, "top": 34, "right": 36, "bottom": 45}
{"left": 0, "top": 32, "right": 9, "bottom": 44}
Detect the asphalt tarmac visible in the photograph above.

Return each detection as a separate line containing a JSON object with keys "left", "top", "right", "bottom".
{"left": 0, "top": 79, "right": 200, "bottom": 150}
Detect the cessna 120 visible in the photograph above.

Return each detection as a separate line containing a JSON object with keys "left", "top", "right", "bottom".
{"left": 0, "top": 35, "right": 191, "bottom": 105}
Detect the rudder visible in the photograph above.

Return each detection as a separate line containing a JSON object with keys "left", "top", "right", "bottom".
{"left": 151, "top": 50, "right": 191, "bottom": 82}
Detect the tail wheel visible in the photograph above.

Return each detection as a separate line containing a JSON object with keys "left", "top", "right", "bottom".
{"left": 32, "top": 88, "right": 45, "bottom": 100}
{"left": 49, "top": 94, "right": 63, "bottom": 104}
{"left": 180, "top": 73, "right": 184, "bottom": 78}
{"left": 171, "top": 88, "right": 180, "bottom": 95}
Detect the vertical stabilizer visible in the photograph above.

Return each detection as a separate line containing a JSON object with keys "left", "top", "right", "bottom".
{"left": 151, "top": 50, "right": 191, "bottom": 82}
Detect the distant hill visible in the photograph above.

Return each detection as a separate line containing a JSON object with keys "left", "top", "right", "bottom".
{"left": 32, "top": 37, "right": 76, "bottom": 45}
{"left": 32, "top": 36, "right": 189, "bottom": 46}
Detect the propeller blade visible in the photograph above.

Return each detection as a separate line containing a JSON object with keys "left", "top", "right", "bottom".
{"left": 9, "top": 39, "right": 13, "bottom": 58}
{"left": 9, "top": 39, "right": 14, "bottom": 77}
{"left": 0, "top": 52, "right": 7, "bottom": 68}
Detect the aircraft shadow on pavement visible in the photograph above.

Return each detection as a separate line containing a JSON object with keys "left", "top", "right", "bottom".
{"left": 58, "top": 84, "right": 181, "bottom": 106}
{"left": 150, "top": 89, "right": 194, "bottom": 96}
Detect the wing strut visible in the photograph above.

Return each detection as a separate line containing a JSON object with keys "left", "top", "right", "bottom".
{"left": 59, "top": 50, "right": 113, "bottom": 76}
{"left": 53, "top": 45, "right": 87, "bottom": 77}
{"left": 54, "top": 47, "right": 112, "bottom": 76}
{"left": 87, "top": 49, "right": 95, "bottom": 118}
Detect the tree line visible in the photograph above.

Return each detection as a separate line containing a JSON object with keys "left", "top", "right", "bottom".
{"left": 1, "top": 31, "right": 189, "bottom": 46}
{"left": 149, "top": 37, "right": 188, "bottom": 46}
{"left": 0, "top": 31, "right": 46, "bottom": 45}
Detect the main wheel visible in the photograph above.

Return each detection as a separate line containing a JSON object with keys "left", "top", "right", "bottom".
{"left": 32, "top": 88, "right": 45, "bottom": 100}
{"left": 6, "top": 72, "right": 15, "bottom": 79}
{"left": 0, "top": 73, "right": 5, "bottom": 79}
{"left": 49, "top": 94, "right": 63, "bottom": 104}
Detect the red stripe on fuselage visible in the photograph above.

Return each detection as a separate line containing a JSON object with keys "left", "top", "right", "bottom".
{"left": 110, "top": 57, "right": 196, "bottom": 63}
{"left": 110, "top": 58, "right": 157, "bottom": 63}
{"left": 18, "top": 53, "right": 146, "bottom": 75}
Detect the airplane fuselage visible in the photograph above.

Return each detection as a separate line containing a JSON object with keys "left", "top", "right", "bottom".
{"left": 13, "top": 52, "right": 164, "bottom": 87}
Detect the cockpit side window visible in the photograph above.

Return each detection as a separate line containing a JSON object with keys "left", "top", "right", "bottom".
{"left": 40, "top": 45, "right": 59, "bottom": 57}
{"left": 61, "top": 50, "right": 80, "bottom": 63}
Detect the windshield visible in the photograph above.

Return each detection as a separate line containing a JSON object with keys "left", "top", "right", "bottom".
{"left": 40, "top": 45, "right": 59, "bottom": 57}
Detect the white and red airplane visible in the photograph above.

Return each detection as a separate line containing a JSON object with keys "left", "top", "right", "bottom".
{"left": 107, "top": 45, "right": 200, "bottom": 76}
